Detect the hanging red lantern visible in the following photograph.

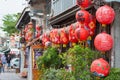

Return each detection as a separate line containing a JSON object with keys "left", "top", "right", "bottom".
{"left": 25, "top": 36, "right": 28, "bottom": 41}
{"left": 42, "top": 33, "right": 50, "bottom": 46}
{"left": 69, "top": 24, "right": 78, "bottom": 43}
{"left": 25, "top": 33, "right": 29, "bottom": 41}
{"left": 45, "top": 41, "right": 51, "bottom": 47}
{"left": 36, "top": 25, "right": 41, "bottom": 31}
{"left": 76, "top": 0, "right": 91, "bottom": 8}
{"left": 85, "top": 14, "right": 96, "bottom": 36}
{"left": 89, "top": 29, "right": 95, "bottom": 36}
{"left": 28, "top": 36, "right": 32, "bottom": 41}
{"left": 75, "top": 27, "right": 89, "bottom": 41}
{"left": 36, "top": 32, "right": 41, "bottom": 38}
{"left": 50, "top": 30, "right": 54, "bottom": 42}
{"left": 24, "top": 26, "right": 28, "bottom": 33}
{"left": 74, "top": 22, "right": 82, "bottom": 29}
{"left": 27, "top": 30, "right": 33, "bottom": 37}
{"left": 76, "top": 10, "right": 90, "bottom": 25}
{"left": 96, "top": 5, "right": 115, "bottom": 25}
{"left": 94, "top": 32, "right": 113, "bottom": 52}
{"left": 60, "top": 28, "right": 69, "bottom": 44}
{"left": 90, "top": 58, "right": 110, "bottom": 77}
{"left": 53, "top": 29, "right": 60, "bottom": 44}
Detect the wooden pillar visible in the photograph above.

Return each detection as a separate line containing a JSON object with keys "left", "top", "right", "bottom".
{"left": 111, "top": 2, "right": 120, "bottom": 68}
{"left": 32, "top": 19, "right": 36, "bottom": 38}
{"left": 43, "top": 2, "right": 47, "bottom": 33}
{"left": 28, "top": 46, "right": 33, "bottom": 80}
{"left": 20, "top": 50, "right": 25, "bottom": 73}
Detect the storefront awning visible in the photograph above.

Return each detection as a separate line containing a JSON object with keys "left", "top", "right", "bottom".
{"left": 2, "top": 48, "right": 10, "bottom": 54}
{"left": 15, "top": 7, "right": 30, "bottom": 30}
{"left": 0, "top": 46, "right": 10, "bottom": 54}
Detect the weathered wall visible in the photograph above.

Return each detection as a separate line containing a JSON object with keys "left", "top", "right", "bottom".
{"left": 111, "top": 2, "right": 120, "bottom": 68}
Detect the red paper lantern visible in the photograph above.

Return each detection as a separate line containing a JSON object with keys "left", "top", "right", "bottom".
{"left": 76, "top": 10, "right": 90, "bottom": 24}
{"left": 69, "top": 24, "right": 78, "bottom": 43}
{"left": 42, "top": 33, "right": 50, "bottom": 46}
{"left": 36, "top": 32, "right": 40, "bottom": 38}
{"left": 76, "top": 0, "right": 91, "bottom": 8}
{"left": 96, "top": 5, "right": 115, "bottom": 24}
{"left": 94, "top": 32, "right": 113, "bottom": 52}
{"left": 27, "top": 30, "right": 33, "bottom": 37}
{"left": 28, "top": 36, "right": 32, "bottom": 41}
{"left": 50, "top": 29, "right": 54, "bottom": 42}
{"left": 73, "top": 22, "right": 82, "bottom": 29}
{"left": 25, "top": 33, "right": 29, "bottom": 41}
{"left": 36, "top": 25, "right": 41, "bottom": 31}
{"left": 85, "top": 14, "right": 96, "bottom": 36}
{"left": 25, "top": 32, "right": 32, "bottom": 41}
{"left": 24, "top": 26, "right": 28, "bottom": 33}
{"left": 53, "top": 29, "right": 60, "bottom": 44}
{"left": 75, "top": 27, "right": 89, "bottom": 41}
{"left": 60, "top": 28, "right": 69, "bottom": 44}
{"left": 90, "top": 58, "right": 110, "bottom": 77}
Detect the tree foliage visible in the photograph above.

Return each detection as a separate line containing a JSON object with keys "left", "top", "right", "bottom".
{"left": 0, "top": 14, "right": 20, "bottom": 35}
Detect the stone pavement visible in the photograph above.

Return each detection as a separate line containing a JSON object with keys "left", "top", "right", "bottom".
{"left": 0, "top": 69, "right": 27, "bottom": 80}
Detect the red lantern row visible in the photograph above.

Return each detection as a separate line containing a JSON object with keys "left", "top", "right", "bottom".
{"left": 35, "top": 25, "right": 41, "bottom": 38}
{"left": 24, "top": 22, "right": 34, "bottom": 41}
{"left": 24, "top": 23, "right": 42, "bottom": 41}
{"left": 41, "top": 10, "right": 96, "bottom": 45}
{"left": 42, "top": 33, "right": 50, "bottom": 46}
{"left": 94, "top": 5, "right": 114, "bottom": 52}
{"left": 42, "top": 20, "right": 96, "bottom": 45}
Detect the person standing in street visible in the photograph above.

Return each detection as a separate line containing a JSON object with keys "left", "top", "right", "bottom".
{"left": 0, "top": 59, "right": 3, "bottom": 74}
{"left": 1, "top": 54, "right": 7, "bottom": 72}
{"left": 6, "top": 54, "right": 11, "bottom": 71}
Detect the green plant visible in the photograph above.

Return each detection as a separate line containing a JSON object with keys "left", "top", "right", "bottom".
{"left": 41, "top": 68, "right": 76, "bottom": 80}
{"left": 60, "top": 45, "right": 101, "bottom": 80}
{"left": 37, "top": 47, "right": 62, "bottom": 69}
{"left": 104, "top": 68, "right": 120, "bottom": 80}
{"left": 37, "top": 45, "right": 102, "bottom": 80}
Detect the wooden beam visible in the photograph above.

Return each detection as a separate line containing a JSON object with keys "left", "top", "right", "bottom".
{"left": 26, "top": 37, "right": 40, "bottom": 47}
{"left": 31, "top": 44, "right": 43, "bottom": 49}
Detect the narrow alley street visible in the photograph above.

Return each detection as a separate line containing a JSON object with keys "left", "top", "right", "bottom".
{"left": 0, "top": 69, "right": 27, "bottom": 80}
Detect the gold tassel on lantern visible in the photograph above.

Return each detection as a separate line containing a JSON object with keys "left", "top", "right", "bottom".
{"left": 63, "top": 44, "right": 66, "bottom": 47}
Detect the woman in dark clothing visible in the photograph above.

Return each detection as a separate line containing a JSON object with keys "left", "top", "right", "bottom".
{"left": 6, "top": 55, "right": 11, "bottom": 71}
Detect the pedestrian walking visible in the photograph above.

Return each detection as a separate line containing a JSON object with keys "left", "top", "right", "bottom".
{"left": 0, "top": 59, "right": 3, "bottom": 74}
{"left": 1, "top": 54, "right": 7, "bottom": 72}
{"left": 6, "top": 54, "right": 11, "bottom": 71}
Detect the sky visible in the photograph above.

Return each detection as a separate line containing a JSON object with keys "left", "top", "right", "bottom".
{"left": 0, "top": 0, "right": 27, "bottom": 37}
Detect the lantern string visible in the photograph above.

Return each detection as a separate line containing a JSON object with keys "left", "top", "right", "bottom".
{"left": 80, "top": 6, "right": 85, "bottom": 10}
{"left": 102, "top": 24, "right": 106, "bottom": 27}
{"left": 102, "top": 26, "right": 106, "bottom": 32}
{"left": 96, "top": 77, "right": 100, "bottom": 80}
{"left": 101, "top": 52, "right": 105, "bottom": 54}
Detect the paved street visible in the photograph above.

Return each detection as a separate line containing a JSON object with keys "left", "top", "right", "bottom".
{"left": 0, "top": 69, "right": 27, "bottom": 80}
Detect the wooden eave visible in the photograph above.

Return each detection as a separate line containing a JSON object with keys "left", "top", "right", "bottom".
{"left": 49, "top": 5, "right": 94, "bottom": 26}
{"left": 15, "top": 7, "right": 30, "bottom": 30}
